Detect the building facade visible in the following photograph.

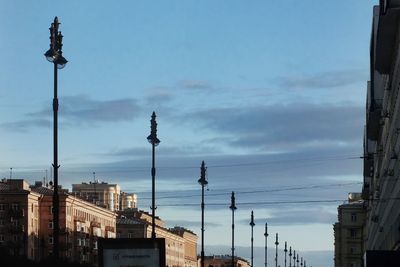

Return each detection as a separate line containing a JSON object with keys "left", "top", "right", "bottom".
{"left": 202, "top": 255, "right": 250, "bottom": 267}
{"left": 363, "top": 1, "right": 400, "bottom": 253}
{"left": 116, "top": 209, "right": 198, "bottom": 267}
{"left": 72, "top": 181, "right": 121, "bottom": 211}
{"left": 0, "top": 179, "right": 41, "bottom": 260}
{"left": 0, "top": 179, "right": 117, "bottom": 266}
{"left": 334, "top": 193, "right": 366, "bottom": 267}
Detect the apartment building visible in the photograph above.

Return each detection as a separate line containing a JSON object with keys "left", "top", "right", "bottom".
{"left": 363, "top": 1, "right": 400, "bottom": 253}
{"left": 0, "top": 179, "right": 41, "bottom": 260}
{"left": 334, "top": 193, "right": 366, "bottom": 267}
{"left": 116, "top": 209, "right": 198, "bottom": 267}
{"left": 72, "top": 181, "right": 121, "bottom": 211}
{"left": 202, "top": 255, "right": 250, "bottom": 267}
{"left": 0, "top": 179, "right": 117, "bottom": 266}
{"left": 31, "top": 182, "right": 117, "bottom": 265}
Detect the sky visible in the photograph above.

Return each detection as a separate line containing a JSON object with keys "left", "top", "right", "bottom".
{"left": 0, "top": 1, "right": 379, "bottom": 266}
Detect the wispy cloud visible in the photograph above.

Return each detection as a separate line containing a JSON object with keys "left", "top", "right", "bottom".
{"left": 178, "top": 102, "right": 363, "bottom": 152}
{"left": 239, "top": 209, "right": 337, "bottom": 226}
{"left": 276, "top": 69, "right": 366, "bottom": 89}
{"left": 2, "top": 95, "right": 142, "bottom": 132}
{"left": 178, "top": 80, "right": 212, "bottom": 90}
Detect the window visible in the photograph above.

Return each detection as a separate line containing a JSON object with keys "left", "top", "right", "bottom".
{"left": 48, "top": 221, "right": 53, "bottom": 229}
{"left": 0, "top": 235, "right": 4, "bottom": 243}
{"left": 14, "top": 235, "right": 19, "bottom": 242}
{"left": 351, "top": 213, "right": 357, "bottom": 222}
{"left": 0, "top": 203, "right": 5, "bottom": 211}
{"left": 11, "top": 203, "right": 19, "bottom": 210}
{"left": 48, "top": 236, "right": 53, "bottom": 244}
{"left": 94, "top": 241, "right": 98, "bottom": 250}
{"left": 128, "top": 232, "right": 134, "bottom": 238}
{"left": 350, "top": 229, "right": 357, "bottom": 238}
{"left": 49, "top": 206, "right": 53, "bottom": 214}
{"left": 0, "top": 220, "right": 4, "bottom": 226}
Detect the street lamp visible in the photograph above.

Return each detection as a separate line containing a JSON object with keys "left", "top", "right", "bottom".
{"left": 44, "top": 16, "right": 67, "bottom": 260}
{"left": 275, "top": 233, "right": 279, "bottom": 267}
{"left": 229, "top": 192, "right": 237, "bottom": 267}
{"left": 284, "top": 241, "right": 288, "bottom": 267}
{"left": 289, "top": 246, "right": 292, "bottom": 267}
{"left": 198, "top": 161, "right": 208, "bottom": 267}
{"left": 250, "top": 211, "right": 255, "bottom": 267}
{"left": 147, "top": 111, "right": 160, "bottom": 239}
{"left": 264, "top": 222, "right": 268, "bottom": 267}
{"left": 293, "top": 250, "right": 296, "bottom": 267}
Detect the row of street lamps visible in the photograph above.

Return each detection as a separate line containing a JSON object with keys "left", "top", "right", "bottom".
{"left": 44, "top": 17, "right": 311, "bottom": 267}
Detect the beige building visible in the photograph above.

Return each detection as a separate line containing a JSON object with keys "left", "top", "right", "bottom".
{"left": 0, "top": 179, "right": 41, "bottom": 260}
{"left": 120, "top": 191, "right": 138, "bottom": 210}
{"left": 333, "top": 193, "right": 366, "bottom": 267}
{"left": 0, "top": 179, "right": 117, "bottom": 266}
{"left": 31, "top": 182, "right": 117, "bottom": 265}
{"left": 72, "top": 181, "right": 121, "bottom": 211}
{"left": 363, "top": 1, "right": 400, "bottom": 255}
{"left": 116, "top": 209, "right": 198, "bottom": 267}
{"left": 202, "top": 255, "right": 250, "bottom": 267}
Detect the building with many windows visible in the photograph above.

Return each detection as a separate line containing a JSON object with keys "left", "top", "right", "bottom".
{"left": 334, "top": 193, "right": 366, "bottom": 267}
{"left": 363, "top": 1, "right": 400, "bottom": 255}
{"left": 72, "top": 181, "right": 121, "bottom": 211}
{"left": 0, "top": 179, "right": 41, "bottom": 260}
{"left": 116, "top": 209, "right": 198, "bottom": 267}
{"left": 201, "top": 255, "right": 250, "bottom": 267}
{"left": 0, "top": 179, "right": 117, "bottom": 266}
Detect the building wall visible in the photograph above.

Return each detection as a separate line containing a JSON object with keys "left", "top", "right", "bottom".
{"left": 334, "top": 197, "right": 365, "bottom": 267}
{"left": 0, "top": 179, "right": 41, "bottom": 261}
{"left": 364, "top": 3, "right": 400, "bottom": 252}
{"left": 203, "top": 256, "right": 250, "bottom": 267}
{"left": 72, "top": 182, "right": 121, "bottom": 211}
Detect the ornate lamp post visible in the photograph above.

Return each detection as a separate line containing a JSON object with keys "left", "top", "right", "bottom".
{"left": 264, "top": 222, "right": 268, "bottom": 267}
{"left": 44, "top": 16, "right": 68, "bottom": 260}
{"left": 198, "top": 161, "right": 208, "bottom": 267}
{"left": 289, "top": 247, "right": 292, "bottom": 267}
{"left": 296, "top": 253, "right": 299, "bottom": 267}
{"left": 275, "top": 233, "right": 279, "bottom": 267}
{"left": 229, "top": 192, "right": 237, "bottom": 267}
{"left": 147, "top": 112, "right": 160, "bottom": 239}
{"left": 284, "top": 241, "right": 288, "bottom": 267}
{"left": 250, "top": 211, "right": 255, "bottom": 267}
{"left": 301, "top": 257, "right": 303, "bottom": 267}
{"left": 293, "top": 250, "right": 296, "bottom": 267}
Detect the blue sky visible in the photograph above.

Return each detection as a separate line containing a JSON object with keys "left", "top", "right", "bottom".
{"left": 0, "top": 1, "right": 378, "bottom": 266}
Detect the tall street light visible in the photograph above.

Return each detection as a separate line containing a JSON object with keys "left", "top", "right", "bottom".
{"left": 44, "top": 16, "right": 68, "bottom": 260}
{"left": 147, "top": 111, "right": 160, "bottom": 239}
{"left": 289, "top": 246, "right": 292, "bottom": 267}
{"left": 264, "top": 222, "right": 268, "bottom": 267}
{"left": 198, "top": 161, "right": 208, "bottom": 267}
{"left": 275, "top": 233, "right": 279, "bottom": 267}
{"left": 229, "top": 191, "right": 237, "bottom": 267}
{"left": 249, "top": 211, "right": 255, "bottom": 267}
{"left": 284, "top": 241, "right": 288, "bottom": 267}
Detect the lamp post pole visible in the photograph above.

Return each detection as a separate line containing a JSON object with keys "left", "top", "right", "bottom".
{"left": 289, "top": 247, "right": 292, "bottom": 267}
{"left": 264, "top": 222, "right": 268, "bottom": 267}
{"left": 275, "top": 233, "right": 279, "bottom": 267}
{"left": 147, "top": 112, "right": 160, "bottom": 239}
{"left": 296, "top": 253, "right": 299, "bottom": 267}
{"left": 250, "top": 211, "right": 255, "bottom": 267}
{"left": 229, "top": 192, "right": 237, "bottom": 267}
{"left": 293, "top": 251, "right": 296, "bottom": 267}
{"left": 284, "top": 241, "right": 288, "bottom": 267}
{"left": 198, "top": 161, "right": 208, "bottom": 267}
{"left": 44, "top": 16, "right": 67, "bottom": 260}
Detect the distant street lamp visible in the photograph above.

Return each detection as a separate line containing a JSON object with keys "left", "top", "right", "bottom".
{"left": 275, "top": 233, "right": 279, "bottom": 267}
{"left": 264, "top": 222, "right": 268, "bottom": 267}
{"left": 147, "top": 111, "right": 160, "bottom": 239}
{"left": 229, "top": 192, "right": 237, "bottom": 267}
{"left": 293, "top": 250, "right": 296, "bottom": 267}
{"left": 284, "top": 241, "right": 288, "bottom": 267}
{"left": 198, "top": 161, "right": 208, "bottom": 267}
{"left": 296, "top": 253, "right": 299, "bottom": 267}
{"left": 250, "top": 211, "right": 255, "bottom": 267}
{"left": 44, "top": 16, "right": 68, "bottom": 260}
{"left": 289, "top": 246, "right": 292, "bottom": 267}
